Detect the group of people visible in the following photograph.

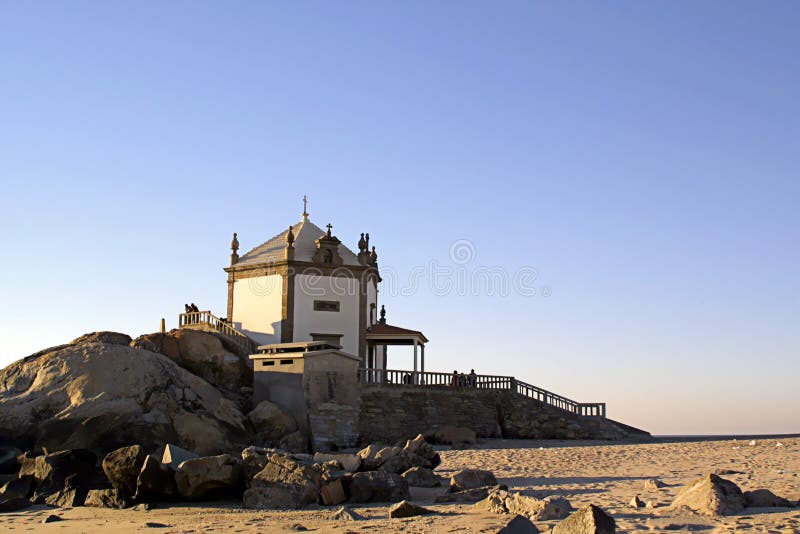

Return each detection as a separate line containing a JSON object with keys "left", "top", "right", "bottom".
{"left": 183, "top": 303, "right": 200, "bottom": 324}
{"left": 451, "top": 369, "right": 478, "bottom": 387}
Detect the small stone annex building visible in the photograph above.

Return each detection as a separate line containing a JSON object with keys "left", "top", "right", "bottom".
{"left": 180, "top": 200, "right": 649, "bottom": 451}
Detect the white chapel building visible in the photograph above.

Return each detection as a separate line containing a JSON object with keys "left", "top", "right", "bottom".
{"left": 222, "top": 203, "right": 428, "bottom": 373}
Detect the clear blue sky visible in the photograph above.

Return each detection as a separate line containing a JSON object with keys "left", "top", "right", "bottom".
{"left": 1, "top": 1, "right": 798, "bottom": 435}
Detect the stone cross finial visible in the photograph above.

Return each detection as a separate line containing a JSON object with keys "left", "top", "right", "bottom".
{"left": 302, "top": 195, "right": 308, "bottom": 218}
{"left": 326, "top": 223, "right": 333, "bottom": 237}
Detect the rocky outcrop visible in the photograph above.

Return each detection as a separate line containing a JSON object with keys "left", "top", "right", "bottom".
{"left": 135, "top": 455, "right": 178, "bottom": 501}
{"left": 389, "top": 499, "right": 433, "bottom": 518}
{"left": 402, "top": 467, "right": 440, "bottom": 487}
{"left": 248, "top": 401, "right": 298, "bottom": 445}
{"left": 478, "top": 488, "right": 571, "bottom": 520}
{"left": 28, "top": 449, "right": 100, "bottom": 495}
{"left": 0, "top": 339, "right": 249, "bottom": 455}
{"left": 670, "top": 474, "right": 745, "bottom": 516}
{"left": 72, "top": 332, "right": 132, "bottom": 346}
{"left": 551, "top": 504, "right": 616, "bottom": 533}
{"left": 0, "top": 447, "right": 21, "bottom": 474}
{"left": 131, "top": 329, "right": 250, "bottom": 393}
{"left": 498, "top": 515, "right": 540, "bottom": 534}
{"left": 84, "top": 488, "right": 131, "bottom": 509}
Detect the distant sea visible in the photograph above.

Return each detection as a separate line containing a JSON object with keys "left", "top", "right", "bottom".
{"left": 652, "top": 433, "right": 800, "bottom": 443}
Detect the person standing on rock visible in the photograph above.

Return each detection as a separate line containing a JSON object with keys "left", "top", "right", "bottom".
{"left": 469, "top": 369, "right": 477, "bottom": 387}
{"left": 451, "top": 370, "right": 459, "bottom": 386}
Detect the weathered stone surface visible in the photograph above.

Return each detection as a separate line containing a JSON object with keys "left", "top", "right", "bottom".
{"left": 248, "top": 401, "right": 298, "bottom": 444}
{"left": 431, "top": 426, "right": 476, "bottom": 446}
{"left": 357, "top": 444, "right": 384, "bottom": 471}
{"left": 278, "top": 431, "right": 309, "bottom": 454}
{"left": 17, "top": 451, "right": 41, "bottom": 478}
{"left": 330, "top": 506, "right": 365, "bottom": 521}
{"left": 670, "top": 474, "right": 745, "bottom": 516}
{"left": 478, "top": 489, "right": 571, "bottom": 521}
{"left": 0, "top": 496, "right": 31, "bottom": 512}
{"left": 402, "top": 467, "right": 440, "bottom": 488}
{"left": 84, "top": 488, "right": 131, "bottom": 509}
{"left": 309, "top": 402, "right": 361, "bottom": 452}
{"left": 402, "top": 434, "right": 441, "bottom": 469}
{"left": 436, "top": 484, "right": 507, "bottom": 503}
{"left": 0, "top": 341, "right": 249, "bottom": 455}
{"left": 498, "top": 515, "right": 540, "bottom": 534}
{"left": 44, "top": 487, "right": 88, "bottom": 508}
{"left": 162, "top": 444, "right": 198, "bottom": 471}
{"left": 102, "top": 445, "right": 147, "bottom": 495}
{"left": 320, "top": 479, "right": 347, "bottom": 506}
{"left": 243, "top": 453, "right": 322, "bottom": 509}
{"left": 0, "top": 476, "right": 34, "bottom": 500}
{"left": 450, "top": 469, "right": 498, "bottom": 493}
{"left": 241, "top": 446, "right": 274, "bottom": 484}
{"left": 551, "top": 504, "right": 616, "bottom": 534}
{"left": 135, "top": 455, "right": 177, "bottom": 501}
{"left": 72, "top": 331, "right": 132, "bottom": 346}
{"left": 31, "top": 449, "right": 99, "bottom": 494}
{"left": 349, "top": 471, "right": 410, "bottom": 503}
{"left": 313, "top": 452, "right": 361, "bottom": 473}
{"left": 389, "top": 500, "right": 433, "bottom": 518}
{"left": 175, "top": 454, "right": 242, "bottom": 499}
{"left": 0, "top": 447, "right": 21, "bottom": 474}
{"left": 743, "top": 489, "right": 792, "bottom": 508}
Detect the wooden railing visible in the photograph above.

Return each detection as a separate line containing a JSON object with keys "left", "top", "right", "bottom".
{"left": 357, "top": 368, "right": 606, "bottom": 418}
{"left": 179, "top": 310, "right": 257, "bottom": 354}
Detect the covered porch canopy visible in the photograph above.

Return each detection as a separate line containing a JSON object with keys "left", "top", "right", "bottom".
{"left": 365, "top": 307, "right": 428, "bottom": 375}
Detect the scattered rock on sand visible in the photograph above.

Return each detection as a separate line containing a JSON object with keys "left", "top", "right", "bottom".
{"left": 389, "top": 499, "right": 434, "bottom": 518}
{"left": 357, "top": 444, "right": 383, "bottom": 471}
{"left": 42, "top": 514, "right": 63, "bottom": 523}
{"left": 402, "top": 434, "right": 441, "bottom": 469}
{"left": 436, "top": 484, "right": 508, "bottom": 503}
{"left": 670, "top": 474, "right": 745, "bottom": 516}
{"left": 743, "top": 489, "right": 792, "bottom": 508}
{"left": 450, "top": 469, "right": 498, "bottom": 492}
{"left": 243, "top": 453, "right": 322, "bottom": 509}
{"left": 175, "top": 454, "right": 243, "bottom": 499}
{"left": 402, "top": 466, "right": 440, "bottom": 487}
{"left": 478, "top": 488, "right": 571, "bottom": 521}
{"left": 349, "top": 471, "right": 410, "bottom": 503}
{"left": 629, "top": 495, "right": 645, "bottom": 508}
{"left": 551, "top": 504, "right": 616, "bottom": 534}
{"left": 102, "top": 445, "right": 148, "bottom": 495}
{"left": 330, "top": 506, "right": 365, "bottom": 521}
{"left": 497, "top": 514, "right": 540, "bottom": 534}
{"left": 643, "top": 478, "right": 667, "bottom": 490}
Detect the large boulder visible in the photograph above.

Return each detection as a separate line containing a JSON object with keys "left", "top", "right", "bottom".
{"left": 435, "top": 485, "right": 508, "bottom": 503}
{"left": 175, "top": 454, "right": 243, "bottom": 499}
{"left": 248, "top": 401, "right": 298, "bottom": 444}
{"left": 241, "top": 446, "right": 273, "bottom": 485}
{"left": 0, "top": 496, "right": 31, "bottom": 512}
{"left": 402, "top": 434, "right": 441, "bottom": 469}
{"left": 349, "top": 471, "right": 410, "bottom": 503}
{"left": 44, "top": 487, "right": 88, "bottom": 508}
{"left": 30, "top": 449, "right": 99, "bottom": 495}
{"left": 670, "top": 474, "right": 745, "bottom": 516}
{"left": 551, "top": 504, "right": 616, "bottom": 534}
{"left": 0, "top": 447, "right": 21, "bottom": 474}
{"left": 313, "top": 452, "right": 361, "bottom": 473}
{"left": 450, "top": 469, "right": 497, "bottom": 492}
{"left": 161, "top": 444, "right": 198, "bottom": 471}
{"left": 102, "top": 445, "right": 147, "bottom": 496}
{"left": 72, "top": 332, "right": 132, "bottom": 346}
{"left": 0, "top": 476, "right": 34, "bottom": 500}
{"left": 0, "top": 340, "right": 249, "bottom": 455}
{"left": 401, "top": 467, "right": 440, "bottom": 488}
{"left": 243, "top": 453, "right": 322, "bottom": 509}
{"left": 84, "top": 488, "right": 131, "bottom": 509}
{"left": 389, "top": 500, "right": 433, "bottom": 518}
{"left": 135, "top": 455, "right": 177, "bottom": 501}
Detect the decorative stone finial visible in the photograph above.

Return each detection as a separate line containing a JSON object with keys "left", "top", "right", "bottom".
{"left": 365, "top": 233, "right": 370, "bottom": 250}
{"left": 302, "top": 195, "right": 309, "bottom": 220}
{"left": 326, "top": 223, "right": 333, "bottom": 237}
{"left": 358, "top": 233, "right": 367, "bottom": 252}
{"left": 286, "top": 225, "right": 295, "bottom": 247}
{"left": 379, "top": 304, "right": 386, "bottom": 324}
{"left": 370, "top": 245, "right": 378, "bottom": 265}
{"left": 230, "top": 233, "right": 240, "bottom": 265}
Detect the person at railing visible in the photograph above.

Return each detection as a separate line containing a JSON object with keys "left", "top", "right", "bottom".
{"left": 402, "top": 373, "right": 412, "bottom": 385}
{"left": 450, "top": 370, "right": 459, "bottom": 387}
{"left": 468, "top": 369, "right": 477, "bottom": 387}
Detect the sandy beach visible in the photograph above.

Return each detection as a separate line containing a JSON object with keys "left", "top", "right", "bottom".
{"left": 1, "top": 437, "right": 798, "bottom": 533}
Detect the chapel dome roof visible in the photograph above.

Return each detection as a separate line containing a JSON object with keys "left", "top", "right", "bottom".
{"left": 235, "top": 217, "right": 360, "bottom": 267}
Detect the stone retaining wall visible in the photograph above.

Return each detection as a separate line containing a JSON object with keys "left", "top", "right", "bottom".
{"left": 358, "top": 384, "right": 649, "bottom": 444}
